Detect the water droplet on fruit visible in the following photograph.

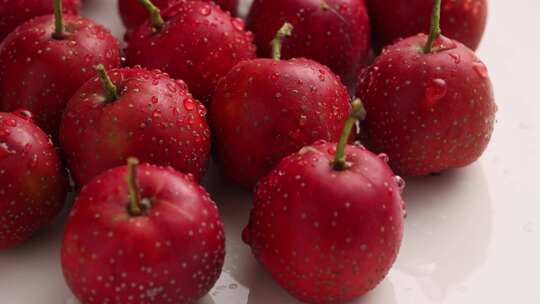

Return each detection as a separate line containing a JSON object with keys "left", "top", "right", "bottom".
{"left": 2, "top": 118, "right": 16, "bottom": 127}
{"left": 271, "top": 73, "right": 280, "bottom": 81}
{"left": 327, "top": 146, "right": 336, "bottom": 155}
{"left": 353, "top": 141, "right": 366, "bottom": 150}
{"left": 394, "top": 176, "right": 406, "bottom": 193}
{"left": 0, "top": 128, "right": 10, "bottom": 138}
{"left": 378, "top": 153, "right": 389, "bottom": 163}
{"left": 232, "top": 18, "right": 245, "bottom": 31}
{"left": 402, "top": 201, "right": 408, "bottom": 219}
{"left": 473, "top": 62, "right": 488, "bottom": 78}
{"left": 166, "top": 83, "right": 177, "bottom": 93}
{"left": 448, "top": 53, "right": 461, "bottom": 64}
{"left": 199, "top": 5, "right": 211, "bottom": 16}
{"left": 425, "top": 78, "right": 448, "bottom": 104}
{"left": 183, "top": 98, "right": 196, "bottom": 111}
{"left": 13, "top": 109, "right": 33, "bottom": 120}
{"left": 151, "top": 96, "right": 159, "bottom": 104}
{"left": 175, "top": 79, "right": 188, "bottom": 90}
{"left": 298, "top": 114, "right": 308, "bottom": 126}
{"left": 0, "top": 142, "right": 13, "bottom": 158}
{"left": 28, "top": 154, "right": 38, "bottom": 169}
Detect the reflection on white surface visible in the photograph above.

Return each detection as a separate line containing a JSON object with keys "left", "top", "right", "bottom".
{"left": 394, "top": 164, "right": 492, "bottom": 303}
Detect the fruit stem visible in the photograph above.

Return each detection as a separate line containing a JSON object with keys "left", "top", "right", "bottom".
{"left": 127, "top": 157, "right": 143, "bottom": 216}
{"left": 332, "top": 99, "right": 366, "bottom": 171}
{"left": 95, "top": 64, "right": 118, "bottom": 102}
{"left": 271, "top": 22, "right": 293, "bottom": 60}
{"left": 52, "top": 0, "right": 65, "bottom": 39}
{"left": 138, "top": 0, "right": 165, "bottom": 31}
{"left": 423, "top": 0, "right": 442, "bottom": 53}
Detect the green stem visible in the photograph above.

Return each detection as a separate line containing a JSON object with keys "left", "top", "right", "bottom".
{"left": 271, "top": 22, "right": 293, "bottom": 60}
{"left": 332, "top": 99, "right": 367, "bottom": 171}
{"left": 423, "top": 0, "right": 442, "bottom": 53}
{"left": 52, "top": 0, "right": 64, "bottom": 39}
{"left": 127, "top": 157, "right": 143, "bottom": 216}
{"left": 95, "top": 64, "right": 118, "bottom": 102}
{"left": 138, "top": 0, "right": 165, "bottom": 31}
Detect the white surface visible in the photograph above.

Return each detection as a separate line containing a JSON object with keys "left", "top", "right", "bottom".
{"left": 1, "top": 0, "right": 539, "bottom": 303}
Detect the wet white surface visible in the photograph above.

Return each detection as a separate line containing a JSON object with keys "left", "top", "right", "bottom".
{"left": 1, "top": 0, "right": 539, "bottom": 303}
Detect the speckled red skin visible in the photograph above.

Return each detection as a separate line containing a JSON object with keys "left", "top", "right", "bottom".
{"left": 0, "top": 15, "right": 121, "bottom": 138}
{"left": 0, "top": 110, "right": 67, "bottom": 249}
{"left": 125, "top": 1, "right": 256, "bottom": 104}
{"left": 60, "top": 67, "right": 211, "bottom": 188}
{"left": 367, "top": 0, "right": 487, "bottom": 51}
{"left": 62, "top": 163, "right": 225, "bottom": 304}
{"left": 118, "top": 0, "right": 238, "bottom": 29}
{"left": 0, "top": 0, "right": 80, "bottom": 41}
{"left": 243, "top": 141, "right": 405, "bottom": 303}
{"left": 247, "top": 0, "right": 371, "bottom": 87}
{"left": 357, "top": 34, "right": 496, "bottom": 176}
{"left": 210, "top": 58, "right": 351, "bottom": 188}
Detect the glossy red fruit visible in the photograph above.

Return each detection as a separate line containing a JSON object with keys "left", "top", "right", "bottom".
{"left": 0, "top": 0, "right": 80, "bottom": 41}
{"left": 210, "top": 24, "right": 351, "bottom": 188}
{"left": 0, "top": 3, "right": 121, "bottom": 138}
{"left": 125, "top": 0, "right": 256, "bottom": 104}
{"left": 248, "top": 0, "right": 371, "bottom": 87}
{"left": 357, "top": 0, "right": 496, "bottom": 176}
{"left": 62, "top": 159, "right": 225, "bottom": 304}
{"left": 60, "top": 66, "right": 211, "bottom": 188}
{"left": 367, "top": 0, "right": 487, "bottom": 50}
{"left": 243, "top": 101, "right": 406, "bottom": 303}
{"left": 118, "top": 0, "right": 238, "bottom": 29}
{"left": 0, "top": 110, "right": 67, "bottom": 249}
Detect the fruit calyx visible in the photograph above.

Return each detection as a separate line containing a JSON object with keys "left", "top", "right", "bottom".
{"left": 423, "top": 0, "right": 442, "bottom": 53}
{"left": 331, "top": 99, "right": 366, "bottom": 171}
{"left": 126, "top": 157, "right": 150, "bottom": 216}
{"left": 53, "top": 0, "right": 66, "bottom": 39}
{"left": 96, "top": 64, "right": 119, "bottom": 102}
{"left": 271, "top": 22, "right": 293, "bottom": 60}
{"left": 138, "top": 0, "right": 165, "bottom": 32}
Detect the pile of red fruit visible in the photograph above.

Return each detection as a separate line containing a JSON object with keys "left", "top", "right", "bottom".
{"left": 0, "top": 0, "right": 496, "bottom": 303}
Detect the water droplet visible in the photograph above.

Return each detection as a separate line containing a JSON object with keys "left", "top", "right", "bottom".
{"left": 28, "top": 154, "right": 38, "bottom": 169}
{"left": 327, "top": 146, "right": 336, "bottom": 155}
{"left": 425, "top": 78, "right": 448, "bottom": 104}
{"left": 473, "top": 62, "right": 488, "bottom": 78}
{"left": 394, "top": 176, "right": 406, "bottom": 193}
{"left": 271, "top": 73, "right": 280, "bottom": 81}
{"left": 151, "top": 96, "right": 159, "bottom": 104}
{"left": 13, "top": 109, "right": 33, "bottom": 120}
{"left": 378, "top": 153, "right": 389, "bottom": 163}
{"left": 0, "top": 128, "right": 10, "bottom": 138}
{"left": 298, "top": 114, "right": 308, "bottom": 126}
{"left": 353, "top": 141, "right": 366, "bottom": 150}
{"left": 2, "top": 118, "right": 16, "bottom": 127}
{"left": 232, "top": 18, "right": 245, "bottom": 31}
{"left": 0, "top": 142, "right": 13, "bottom": 158}
{"left": 183, "top": 98, "right": 196, "bottom": 111}
{"left": 199, "top": 5, "right": 211, "bottom": 16}
{"left": 448, "top": 53, "right": 461, "bottom": 64}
